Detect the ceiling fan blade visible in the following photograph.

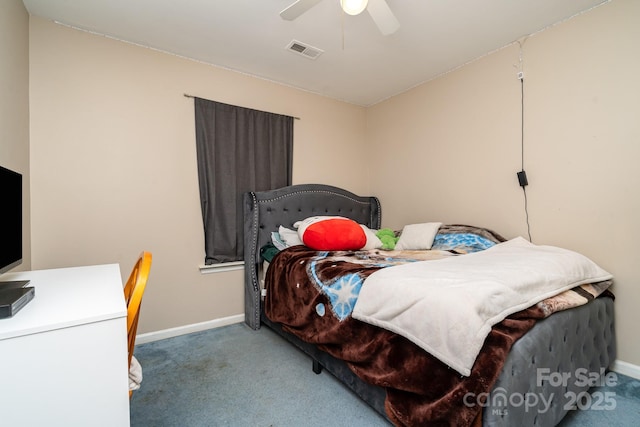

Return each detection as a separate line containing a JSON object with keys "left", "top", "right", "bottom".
{"left": 280, "top": 0, "right": 324, "bottom": 21}
{"left": 366, "top": 0, "right": 400, "bottom": 35}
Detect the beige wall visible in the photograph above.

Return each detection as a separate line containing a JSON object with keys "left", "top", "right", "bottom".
{"left": 0, "top": 0, "right": 30, "bottom": 271}
{"left": 367, "top": 0, "right": 640, "bottom": 365}
{"left": 28, "top": 17, "right": 368, "bottom": 334}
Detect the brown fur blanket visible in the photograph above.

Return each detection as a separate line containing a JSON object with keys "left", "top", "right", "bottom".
{"left": 264, "top": 246, "right": 612, "bottom": 426}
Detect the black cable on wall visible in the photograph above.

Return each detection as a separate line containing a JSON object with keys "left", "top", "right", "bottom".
{"left": 516, "top": 38, "right": 532, "bottom": 242}
{"left": 519, "top": 76, "right": 532, "bottom": 242}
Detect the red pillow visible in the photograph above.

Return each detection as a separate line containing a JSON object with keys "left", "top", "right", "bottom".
{"left": 297, "top": 216, "right": 366, "bottom": 251}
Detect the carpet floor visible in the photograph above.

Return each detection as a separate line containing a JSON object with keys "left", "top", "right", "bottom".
{"left": 130, "top": 323, "right": 640, "bottom": 426}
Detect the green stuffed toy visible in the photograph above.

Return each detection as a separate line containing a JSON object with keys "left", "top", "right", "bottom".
{"left": 376, "top": 228, "right": 399, "bottom": 250}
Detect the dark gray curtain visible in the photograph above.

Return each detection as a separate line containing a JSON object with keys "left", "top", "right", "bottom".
{"left": 194, "top": 98, "right": 293, "bottom": 264}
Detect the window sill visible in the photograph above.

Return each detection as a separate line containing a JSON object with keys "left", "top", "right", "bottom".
{"left": 199, "top": 261, "right": 244, "bottom": 274}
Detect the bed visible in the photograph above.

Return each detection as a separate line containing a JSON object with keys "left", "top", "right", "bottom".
{"left": 243, "top": 184, "right": 616, "bottom": 426}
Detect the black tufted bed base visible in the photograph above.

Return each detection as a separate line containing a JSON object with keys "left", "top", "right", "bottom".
{"left": 243, "top": 184, "right": 616, "bottom": 426}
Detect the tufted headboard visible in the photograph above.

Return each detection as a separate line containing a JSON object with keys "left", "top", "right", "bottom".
{"left": 243, "top": 184, "right": 381, "bottom": 330}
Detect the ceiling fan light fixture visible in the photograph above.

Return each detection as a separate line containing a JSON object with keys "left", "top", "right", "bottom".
{"left": 341, "top": 0, "right": 369, "bottom": 16}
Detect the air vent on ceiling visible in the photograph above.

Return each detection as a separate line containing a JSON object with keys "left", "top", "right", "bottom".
{"left": 286, "top": 40, "right": 324, "bottom": 60}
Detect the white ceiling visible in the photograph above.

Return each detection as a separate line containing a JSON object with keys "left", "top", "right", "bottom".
{"left": 22, "top": 0, "right": 608, "bottom": 107}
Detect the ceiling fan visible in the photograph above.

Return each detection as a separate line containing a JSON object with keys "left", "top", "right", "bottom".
{"left": 280, "top": 0, "right": 400, "bottom": 36}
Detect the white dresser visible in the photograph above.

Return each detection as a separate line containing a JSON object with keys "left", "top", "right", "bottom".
{"left": 0, "top": 264, "right": 130, "bottom": 426}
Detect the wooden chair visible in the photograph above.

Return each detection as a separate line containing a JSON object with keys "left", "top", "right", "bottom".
{"left": 123, "top": 251, "right": 152, "bottom": 398}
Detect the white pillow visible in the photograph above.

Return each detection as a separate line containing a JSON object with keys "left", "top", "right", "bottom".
{"left": 270, "top": 232, "right": 287, "bottom": 251}
{"left": 360, "top": 225, "right": 383, "bottom": 250}
{"left": 278, "top": 225, "right": 304, "bottom": 247}
{"left": 395, "top": 222, "right": 443, "bottom": 250}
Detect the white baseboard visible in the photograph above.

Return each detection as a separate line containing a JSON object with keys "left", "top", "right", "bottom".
{"left": 611, "top": 359, "right": 640, "bottom": 380}
{"left": 135, "top": 314, "right": 245, "bottom": 345}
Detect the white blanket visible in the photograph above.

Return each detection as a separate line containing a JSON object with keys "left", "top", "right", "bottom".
{"left": 352, "top": 237, "right": 612, "bottom": 376}
{"left": 129, "top": 355, "right": 143, "bottom": 391}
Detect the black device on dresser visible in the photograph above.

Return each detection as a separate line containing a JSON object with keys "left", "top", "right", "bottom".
{"left": 0, "top": 165, "right": 34, "bottom": 318}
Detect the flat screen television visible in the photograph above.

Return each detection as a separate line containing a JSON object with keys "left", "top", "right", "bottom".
{"left": 0, "top": 165, "right": 23, "bottom": 275}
